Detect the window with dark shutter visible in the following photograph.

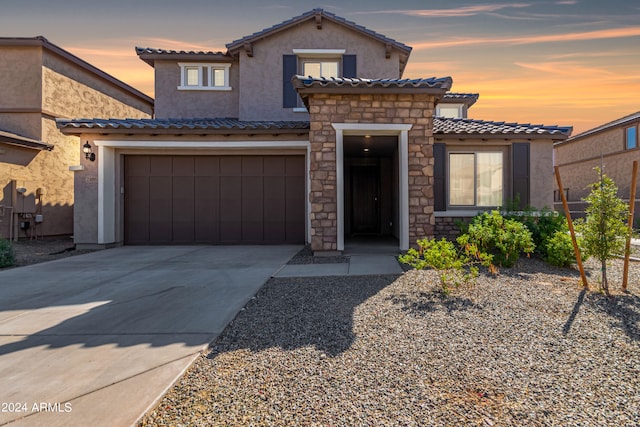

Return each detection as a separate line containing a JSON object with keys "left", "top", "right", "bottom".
{"left": 512, "top": 142, "right": 530, "bottom": 209}
{"left": 282, "top": 55, "right": 298, "bottom": 108}
{"left": 342, "top": 55, "right": 357, "bottom": 78}
{"left": 434, "top": 143, "right": 446, "bottom": 211}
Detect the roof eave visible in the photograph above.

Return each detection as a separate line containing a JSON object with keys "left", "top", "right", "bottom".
{"left": 136, "top": 49, "right": 233, "bottom": 68}
{"left": 436, "top": 132, "right": 570, "bottom": 141}
{"left": 57, "top": 126, "right": 309, "bottom": 136}
{"left": 0, "top": 133, "right": 54, "bottom": 150}
{"left": 226, "top": 9, "right": 412, "bottom": 57}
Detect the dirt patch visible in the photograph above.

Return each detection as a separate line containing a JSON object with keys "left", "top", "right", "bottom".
{"left": 1, "top": 237, "right": 97, "bottom": 269}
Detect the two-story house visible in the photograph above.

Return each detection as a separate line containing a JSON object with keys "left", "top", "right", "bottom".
{"left": 57, "top": 9, "right": 572, "bottom": 253}
{"left": 0, "top": 36, "right": 153, "bottom": 241}
{"left": 554, "top": 111, "right": 640, "bottom": 219}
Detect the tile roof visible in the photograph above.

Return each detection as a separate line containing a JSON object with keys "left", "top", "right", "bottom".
{"left": 135, "top": 47, "right": 230, "bottom": 66}
{"left": 0, "top": 128, "right": 53, "bottom": 150}
{"left": 226, "top": 9, "right": 412, "bottom": 54}
{"left": 434, "top": 117, "right": 572, "bottom": 138}
{"left": 293, "top": 76, "right": 453, "bottom": 90}
{"left": 55, "top": 118, "right": 310, "bottom": 132}
{"left": 443, "top": 93, "right": 479, "bottom": 100}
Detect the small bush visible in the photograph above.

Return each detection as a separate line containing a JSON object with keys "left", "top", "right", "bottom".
{"left": 504, "top": 208, "right": 566, "bottom": 255}
{"left": 399, "top": 238, "right": 493, "bottom": 295}
{"left": 544, "top": 230, "right": 581, "bottom": 267}
{"left": 0, "top": 237, "right": 15, "bottom": 268}
{"left": 458, "top": 210, "right": 535, "bottom": 268}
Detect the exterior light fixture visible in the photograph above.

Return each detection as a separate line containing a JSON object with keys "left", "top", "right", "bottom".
{"left": 363, "top": 148, "right": 370, "bottom": 152}
{"left": 83, "top": 141, "right": 96, "bottom": 161}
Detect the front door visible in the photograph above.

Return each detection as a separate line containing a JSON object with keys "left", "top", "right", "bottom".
{"left": 350, "top": 164, "right": 380, "bottom": 234}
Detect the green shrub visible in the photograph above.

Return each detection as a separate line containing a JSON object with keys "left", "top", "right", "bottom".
{"left": 0, "top": 237, "right": 15, "bottom": 268}
{"left": 458, "top": 210, "right": 535, "bottom": 268}
{"left": 504, "top": 207, "right": 566, "bottom": 255}
{"left": 399, "top": 237, "right": 493, "bottom": 295}
{"left": 544, "top": 230, "right": 583, "bottom": 267}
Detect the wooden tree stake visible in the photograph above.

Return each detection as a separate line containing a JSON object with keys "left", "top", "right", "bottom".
{"left": 555, "top": 166, "right": 589, "bottom": 289}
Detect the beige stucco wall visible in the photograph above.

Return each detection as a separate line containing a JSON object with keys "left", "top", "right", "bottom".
{"left": 238, "top": 19, "right": 403, "bottom": 122}
{"left": 0, "top": 47, "right": 43, "bottom": 139}
{"left": 555, "top": 121, "right": 640, "bottom": 205}
{"left": 153, "top": 59, "right": 240, "bottom": 118}
{"left": 0, "top": 44, "right": 153, "bottom": 240}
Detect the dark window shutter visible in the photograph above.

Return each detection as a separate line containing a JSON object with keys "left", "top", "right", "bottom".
{"left": 342, "top": 55, "right": 357, "bottom": 78}
{"left": 282, "top": 55, "right": 298, "bottom": 108}
{"left": 512, "top": 142, "right": 530, "bottom": 209}
{"left": 434, "top": 143, "right": 446, "bottom": 211}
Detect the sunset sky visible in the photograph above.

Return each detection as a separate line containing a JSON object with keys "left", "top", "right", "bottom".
{"left": 2, "top": 0, "right": 639, "bottom": 135}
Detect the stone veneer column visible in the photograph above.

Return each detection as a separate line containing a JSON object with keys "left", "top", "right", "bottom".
{"left": 307, "top": 92, "right": 437, "bottom": 253}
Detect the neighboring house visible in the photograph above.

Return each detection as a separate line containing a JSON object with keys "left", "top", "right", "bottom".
{"left": 0, "top": 36, "right": 153, "bottom": 240}
{"left": 554, "top": 111, "right": 640, "bottom": 219}
{"left": 57, "top": 9, "right": 571, "bottom": 252}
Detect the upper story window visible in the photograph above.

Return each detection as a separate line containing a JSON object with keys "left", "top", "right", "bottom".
{"left": 301, "top": 60, "right": 339, "bottom": 78}
{"left": 178, "top": 63, "right": 231, "bottom": 91}
{"left": 626, "top": 125, "right": 637, "bottom": 150}
{"left": 284, "top": 50, "right": 356, "bottom": 109}
{"left": 436, "top": 105, "right": 463, "bottom": 119}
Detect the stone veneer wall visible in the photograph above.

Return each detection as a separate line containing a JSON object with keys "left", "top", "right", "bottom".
{"left": 434, "top": 216, "right": 473, "bottom": 240}
{"left": 306, "top": 92, "right": 437, "bottom": 252}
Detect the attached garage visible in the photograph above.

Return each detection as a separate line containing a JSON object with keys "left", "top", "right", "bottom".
{"left": 124, "top": 155, "right": 305, "bottom": 244}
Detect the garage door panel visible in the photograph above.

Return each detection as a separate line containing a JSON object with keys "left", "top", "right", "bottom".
{"left": 124, "top": 176, "right": 150, "bottom": 244}
{"left": 264, "top": 157, "right": 285, "bottom": 176}
{"left": 195, "top": 156, "right": 219, "bottom": 176}
{"left": 219, "top": 175, "right": 242, "bottom": 242}
{"left": 150, "top": 156, "right": 172, "bottom": 176}
{"left": 195, "top": 176, "right": 219, "bottom": 242}
{"left": 149, "top": 176, "right": 172, "bottom": 243}
{"left": 220, "top": 156, "right": 242, "bottom": 176}
{"left": 125, "top": 155, "right": 304, "bottom": 244}
{"left": 173, "top": 156, "right": 194, "bottom": 176}
{"left": 172, "top": 175, "right": 195, "bottom": 242}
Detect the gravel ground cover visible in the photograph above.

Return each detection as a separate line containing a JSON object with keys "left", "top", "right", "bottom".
{"left": 139, "top": 256, "right": 640, "bottom": 427}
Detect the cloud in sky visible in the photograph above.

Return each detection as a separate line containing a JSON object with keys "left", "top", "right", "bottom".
{"left": 411, "top": 26, "right": 640, "bottom": 49}
{"left": 360, "top": 3, "right": 532, "bottom": 18}
{"left": 556, "top": 0, "right": 578, "bottom": 4}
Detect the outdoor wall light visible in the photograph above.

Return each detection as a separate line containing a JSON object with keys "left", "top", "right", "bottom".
{"left": 83, "top": 141, "right": 96, "bottom": 161}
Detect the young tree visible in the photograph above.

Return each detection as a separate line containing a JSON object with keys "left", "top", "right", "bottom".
{"left": 576, "top": 168, "right": 629, "bottom": 292}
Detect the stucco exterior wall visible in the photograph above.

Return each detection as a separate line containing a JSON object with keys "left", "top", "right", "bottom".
{"left": 42, "top": 50, "right": 153, "bottom": 116}
{"left": 555, "top": 120, "right": 640, "bottom": 213}
{"left": 239, "top": 19, "right": 402, "bottom": 122}
{"left": 153, "top": 59, "right": 240, "bottom": 118}
{"left": 0, "top": 47, "right": 43, "bottom": 139}
{"left": 0, "top": 44, "right": 153, "bottom": 240}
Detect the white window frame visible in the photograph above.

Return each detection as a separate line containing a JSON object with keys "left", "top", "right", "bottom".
{"left": 448, "top": 151, "right": 504, "bottom": 208}
{"left": 292, "top": 49, "right": 346, "bottom": 113}
{"left": 178, "top": 62, "right": 231, "bottom": 91}
{"left": 436, "top": 104, "right": 463, "bottom": 118}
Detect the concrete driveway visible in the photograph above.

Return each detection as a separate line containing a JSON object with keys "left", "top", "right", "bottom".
{"left": 0, "top": 245, "right": 300, "bottom": 426}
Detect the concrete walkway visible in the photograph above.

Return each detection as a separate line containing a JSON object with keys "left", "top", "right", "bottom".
{"left": 275, "top": 240, "right": 405, "bottom": 277}
{"left": 274, "top": 254, "right": 404, "bottom": 277}
{"left": 0, "top": 245, "right": 300, "bottom": 427}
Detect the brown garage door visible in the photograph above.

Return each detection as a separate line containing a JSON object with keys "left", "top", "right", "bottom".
{"left": 124, "top": 155, "right": 305, "bottom": 244}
